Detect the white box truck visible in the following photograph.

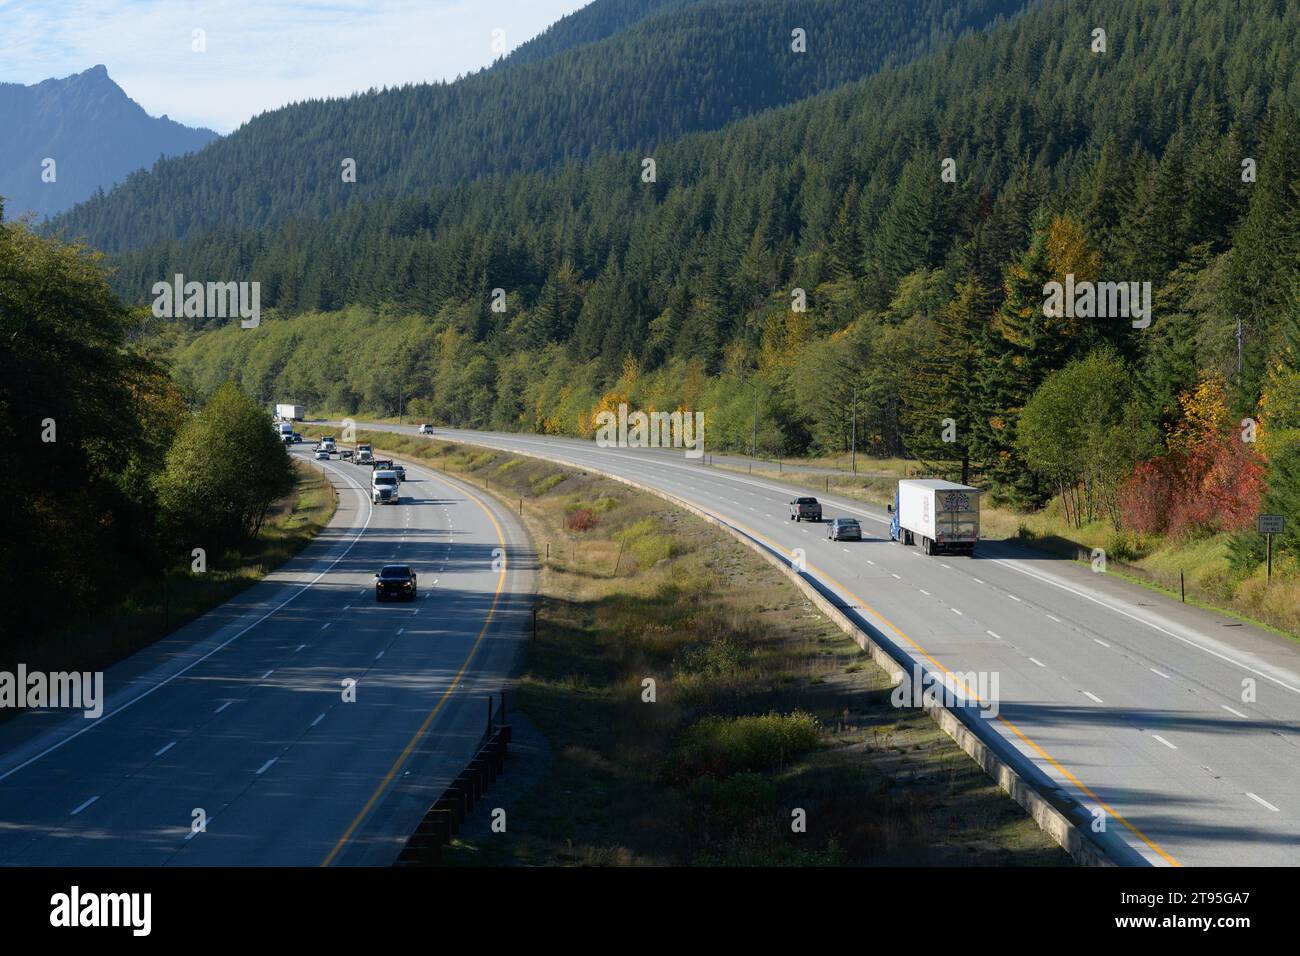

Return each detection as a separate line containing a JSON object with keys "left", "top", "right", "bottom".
{"left": 275, "top": 403, "right": 304, "bottom": 421}
{"left": 888, "top": 479, "right": 981, "bottom": 556}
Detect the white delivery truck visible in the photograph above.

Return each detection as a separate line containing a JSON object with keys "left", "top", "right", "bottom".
{"left": 276, "top": 421, "right": 294, "bottom": 440}
{"left": 275, "top": 403, "right": 305, "bottom": 421}
{"left": 888, "top": 479, "right": 981, "bottom": 556}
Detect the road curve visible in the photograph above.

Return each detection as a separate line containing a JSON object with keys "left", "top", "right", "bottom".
{"left": 337, "top": 420, "right": 1300, "bottom": 867}
{"left": 0, "top": 448, "right": 532, "bottom": 866}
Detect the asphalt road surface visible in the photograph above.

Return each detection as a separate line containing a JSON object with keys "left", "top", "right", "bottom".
{"left": 337, "top": 420, "right": 1300, "bottom": 867}
{"left": 0, "top": 447, "right": 531, "bottom": 866}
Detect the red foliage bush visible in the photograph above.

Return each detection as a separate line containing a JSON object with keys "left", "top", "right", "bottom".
{"left": 1120, "top": 437, "right": 1264, "bottom": 538}
{"left": 565, "top": 508, "right": 598, "bottom": 532}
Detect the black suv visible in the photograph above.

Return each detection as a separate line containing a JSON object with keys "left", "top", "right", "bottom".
{"left": 375, "top": 565, "right": 418, "bottom": 602}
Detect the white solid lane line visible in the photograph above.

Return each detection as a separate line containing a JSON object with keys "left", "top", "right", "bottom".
{"left": 261, "top": 670, "right": 274, "bottom": 679}
{"left": 1150, "top": 667, "right": 1172, "bottom": 680}
{"left": 1094, "top": 638, "right": 1111, "bottom": 647}
{"left": 1083, "top": 691, "right": 1103, "bottom": 703}
{"left": 311, "top": 713, "right": 326, "bottom": 727}
{"left": 255, "top": 758, "right": 277, "bottom": 775}
{"left": 1221, "top": 704, "right": 1248, "bottom": 718}
{"left": 214, "top": 702, "right": 233, "bottom": 714}
{"left": 154, "top": 741, "right": 176, "bottom": 757}
{"left": 1028, "top": 657, "right": 1046, "bottom": 668}
{"left": 986, "top": 630, "right": 1002, "bottom": 640}
{"left": 951, "top": 608, "right": 963, "bottom": 616}
{"left": 70, "top": 796, "right": 99, "bottom": 815}
{"left": 1151, "top": 734, "right": 1177, "bottom": 750}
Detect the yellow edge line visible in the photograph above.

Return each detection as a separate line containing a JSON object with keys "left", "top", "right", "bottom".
{"left": 320, "top": 467, "right": 509, "bottom": 867}
{"left": 705, "top": 510, "right": 1181, "bottom": 867}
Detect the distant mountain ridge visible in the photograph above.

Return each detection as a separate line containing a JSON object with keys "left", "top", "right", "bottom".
{"left": 50, "top": 0, "right": 1030, "bottom": 252}
{"left": 0, "top": 65, "right": 218, "bottom": 220}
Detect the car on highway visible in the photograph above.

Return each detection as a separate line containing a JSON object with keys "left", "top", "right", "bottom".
{"left": 827, "top": 517, "right": 862, "bottom": 541}
{"left": 789, "top": 497, "right": 822, "bottom": 522}
{"left": 374, "top": 565, "right": 417, "bottom": 601}
{"left": 371, "top": 469, "right": 400, "bottom": 504}
{"left": 314, "top": 449, "right": 330, "bottom": 460}
{"left": 339, "top": 449, "right": 353, "bottom": 460}
{"left": 291, "top": 432, "right": 303, "bottom": 443}
{"left": 391, "top": 464, "right": 406, "bottom": 481}
{"left": 418, "top": 424, "right": 434, "bottom": 435}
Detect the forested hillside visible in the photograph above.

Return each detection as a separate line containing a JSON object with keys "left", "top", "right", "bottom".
{"left": 50, "top": 0, "right": 1028, "bottom": 252}
{"left": 500, "top": 0, "right": 703, "bottom": 66}
{"left": 155, "top": 0, "right": 1300, "bottom": 577}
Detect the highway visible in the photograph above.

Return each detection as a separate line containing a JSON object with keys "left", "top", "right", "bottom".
{"left": 0, "top": 448, "right": 531, "bottom": 866}
{"left": 337, "top": 421, "right": 1300, "bottom": 867}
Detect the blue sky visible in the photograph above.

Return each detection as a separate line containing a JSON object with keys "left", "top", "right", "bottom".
{"left": 0, "top": 0, "right": 591, "bottom": 132}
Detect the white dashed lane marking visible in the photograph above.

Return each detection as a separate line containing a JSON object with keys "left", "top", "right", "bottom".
{"left": 1247, "top": 792, "right": 1280, "bottom": 813}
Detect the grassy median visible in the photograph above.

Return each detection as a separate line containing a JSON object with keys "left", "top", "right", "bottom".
{"left": 306, "top": 425, "right": 1067, "bottom": 866}
{"left": 2, "top": 460, "right": 336, "bottom": 683}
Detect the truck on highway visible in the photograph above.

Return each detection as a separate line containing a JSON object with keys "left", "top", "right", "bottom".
{"left": 789, "top": 497, "right": 822, "bottom": 522}
{"left": 355, "top": 444, "right": 373, "bottom": 465}
{"left": 276, "top": 421, "right": 294, "bottom": 440}
{"left": 888, "top": 479, "right": 981, "bottom": 556}
{"left": 275, "top": 403, "right": 304, "bottom": 422}
{"left": 371, "top": 469, "right": 400, "bottom": 504}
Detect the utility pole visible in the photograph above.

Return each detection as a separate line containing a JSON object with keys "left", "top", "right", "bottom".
{"left": 850, "top": 385, "right": 857, "bottom": 476}
{"left": 751, "top": 389, "right": 758, "bottom": 462}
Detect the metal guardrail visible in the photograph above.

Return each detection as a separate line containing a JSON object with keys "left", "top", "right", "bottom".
{"left": 394, "top": 694, "right": 512, "bottom": 866}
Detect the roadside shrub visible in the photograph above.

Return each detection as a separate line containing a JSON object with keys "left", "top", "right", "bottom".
{"left": 566, "top": 508, "right": 599, "bottom": 532}
{"left": 532, "top": 473, "right": 565, "bottom": 495}
{"left": 615, "top": 517, "right": 676, "bottom": 567}
{"left": 1105, "top": 529, "right": 1149, "bottom": 563}
{"left": 675, "top": 637, "right": 750, "bottom": 679}
{"left": 670, "top": 711, "right": 820, "bottom": 781}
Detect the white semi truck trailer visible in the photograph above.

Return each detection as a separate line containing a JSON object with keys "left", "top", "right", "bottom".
{"left": 888, "top": 479, "right": 981, "bottom": 556}
{"left": 275, "top": 403, "right": 305, "bottom": 421}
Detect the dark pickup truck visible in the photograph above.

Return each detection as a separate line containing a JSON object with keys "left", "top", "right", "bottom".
{"left": 789, "top": 497, "right": 822, "bottom": 522}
